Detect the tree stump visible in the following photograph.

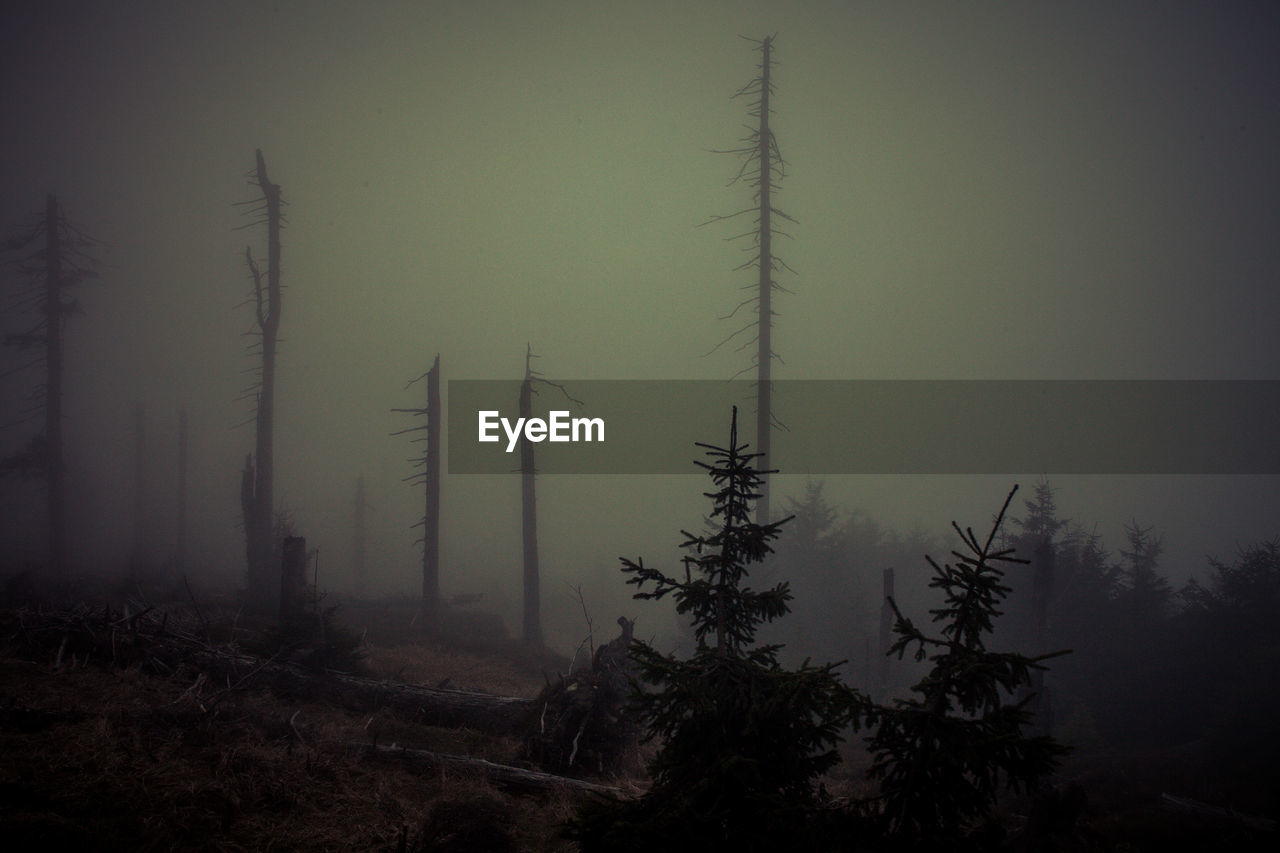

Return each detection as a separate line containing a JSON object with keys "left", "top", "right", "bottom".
{"left": 524, "top": 617, "right": 640, "bottom": 776}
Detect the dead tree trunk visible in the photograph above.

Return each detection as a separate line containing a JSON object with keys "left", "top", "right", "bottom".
{"left": 520, "top": 345, "right": 541, "bottom": 647}
{"left": 15, "top": 604, "right": 540, "bottom": 737}
{"left": 524, "top": 616, "right": 639, "bottom": 775}
{"left": 44, "top": 194, "right": 67, "bottom": 580}
{"left": 174, "top": 643, "right": 535, "bottom": 733}
{"left": 131, "top": 400, "right": 147, "bottom": 576}
{"left": 1026, "top": 536, "right": 1055, "bottom": 733}
{"left": 240, "top": 454, "right": 257, "bottom": 585}
{"left": 280, "top": 535, "right": 308, "bottom": 623}
{"left": 878, "top": 567, "right": 895, "bottom": 701}
{"left": 352, "top": 744, "right": 623, "bottom": 795}
{"left": 33, "top": 193, "right": 71, "bottom": 578}
{"left": 754, "top": 35, "right": 775, "bottom": 525}
{"left": 351, "top": 473, "right": 367, "bottom": 582}
{"left": 241, "top": 149, "right": 284, "bottom": 612}
{"left": 175, "top": 406, "right": 188, "bottom": 571}
{"left": 2, "top": 195, "right": 98, "bottom": 580}
{"left": 513, "top": 345, "right": 580, "bottom": 648}
{"left": 423, "top": 354, "right": 441, "bottom": 632}
{"left": 704, "top": 37, "right": 792, "bottom": 525}
{"left": 393, "top": 354, "right": 442, "bottom": 635}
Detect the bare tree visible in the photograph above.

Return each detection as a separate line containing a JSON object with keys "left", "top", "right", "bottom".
{"left": 424, "top": 356, "right": 440, "bottom": 628}
{"left": 175, "top": 405, "right": 188, "bottom": 571}
{"left": 702, "top": 35, "right": 794, "bottom": 524}
{"left": 2, "top": 194, "right": 99, "bottom": 579}
{"left": 131, "top": 399, "right": 147, "bottom": 576}
{"left": 878, "top": 567, "right": 895, "bottom": 701}
{"left": 394, "top": 353, "right": 441, "bottom": 635}
{"left": 351, "top": 472, "right": 367, "bottom": 583}
{"left": 520, "top": 346, "right": 540, "bottom": 646}
{"left": 518, "top": 344, "right": 581, "bottom": 647}
{"left": 237, "top": 149, "right": 285, "bottom": 610}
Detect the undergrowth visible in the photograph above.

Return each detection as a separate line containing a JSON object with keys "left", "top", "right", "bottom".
{"left": 0, "top": 615, "right": 578, "bottom": 851}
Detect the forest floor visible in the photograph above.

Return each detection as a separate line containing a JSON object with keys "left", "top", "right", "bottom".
{"left": 0, "top": 587, "right": 1276, "bottom": 851}
{"left": 0, "top": 589, "right": 596, "bottom": 852}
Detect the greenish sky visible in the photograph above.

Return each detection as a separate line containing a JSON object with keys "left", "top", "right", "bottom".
{"left": 3, "top": 1, "right": 1278, "bottom": 646}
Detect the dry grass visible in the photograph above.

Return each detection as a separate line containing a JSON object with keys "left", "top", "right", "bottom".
{"left": 0, "top": 617, "right": 589, "bottom": 851}
{"left": 364, "top": 641, "right": 549, "bottom": 698}
{"left": 6, "top": 598, "right": 1277, "bottom": 851}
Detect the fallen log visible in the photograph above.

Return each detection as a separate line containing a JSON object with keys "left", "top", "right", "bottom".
{"left": 165, "top": 643, "right": 536, "bottom": 735}
{"left": 1160, "top": 793, "right": 1277, "bottom": 833}
{"left": 351, "top": 742, "right": 624, "bottom": 795}
{"left": 523, "top": 616, "right": 640, "bottom": 775}
{"left": 3, "top": 605, "right": 537, "bottom": 735}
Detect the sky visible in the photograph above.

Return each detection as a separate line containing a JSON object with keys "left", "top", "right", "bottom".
{"left": 2, "top": 1, "right": 1279, "bottom": 649}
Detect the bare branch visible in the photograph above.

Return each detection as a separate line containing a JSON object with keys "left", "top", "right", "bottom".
{"left": 695, "top": 208, "right": 756, "bottom": 228}
{"left": 244, "top": 247, "right": 265, "bottom": 329}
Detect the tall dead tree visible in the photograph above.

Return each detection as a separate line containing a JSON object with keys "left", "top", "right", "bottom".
{"left": 424, "top": 356, "right": 440, "bottom": 626}
{"left": 351, "top": 472, "right": 367, "bottom": 583}
{"left": 175, "top": 406, "right": 188, "bottom": 571}
{"left": 520, "top": 347, "right": 540, "bottom": 647}
{"left": 518, "top": 345, "right": 581, "bottom": 647}
{"left": 132, "top": 400, "right": 147, "bottom": 574}
{"left": 703, "top": 35, "right": 793, "bottom": 524}
{"left": 878, "top": 567, "right": 895, "bottom": 701}
{"left": 1025, "top": 537, "right": 1056, "bottom": 733}
{"left": 238, "top": 149, "right": 284, "bottom": 610}
{"left": 2, "top": 194, "right": 99, "bottom": 579}
{"left": 280, "top": 535, "right": 308, "bottom": 623}
{"left": 44, "top": 196, "right": 68, "bottom": 578}
{"left": 1012, "top": 478, "right": 1064, "bottom": 734}
{"left": 394, "top": 353, "right": 441, "bottom": 634}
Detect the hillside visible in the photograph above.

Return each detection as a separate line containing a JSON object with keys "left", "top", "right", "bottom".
{"left": 0, "top": 595, "right": 603, "bottom": 852}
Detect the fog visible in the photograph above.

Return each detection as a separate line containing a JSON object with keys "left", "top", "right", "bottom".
{"left": 3, "top": 1, "right": 1279, "bottom": 655}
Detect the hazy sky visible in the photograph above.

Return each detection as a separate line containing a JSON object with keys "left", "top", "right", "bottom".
{"left": 3, "top": 1, "right": 1279, "bottom": 646}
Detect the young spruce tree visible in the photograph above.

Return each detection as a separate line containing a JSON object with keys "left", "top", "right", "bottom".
{"left": 571, "top": 406, "right": 861, "bottom": 852}
{"left": 862, "top": 485, "right": 1068, "bottom": 844}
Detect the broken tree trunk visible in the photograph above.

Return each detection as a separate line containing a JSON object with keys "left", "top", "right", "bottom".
{"left": 175, "top": 406, "right": 188, "bottom": 571}
{"left": 1159, "top": 793, "right": 1277, "bottom": 833}
{"left": 519, "top": 346, "right": 541, "bottom": 647}
{"left": 754, "top": 35, "right": 775, "bottom": 525}
{"left": 513, "top": 346, "right": 583, "bottom": 647}
{"left": 878, "top": 567, "right": 894, "bottom": 701}
{"left": 280, "top": 535, "right": 308, "bottom": 623}
{"left": 2, "top": 194, "right": 98, "bottom": 578}
{"left": 184, "top": 648, "right": 533, "bottom": 734}
{"left": 6, "top": 604, "right": 539, "bottom": 736}
{"left": 1025, "top": 535, "right": 1056, "bottom": 734}
{"left": 351, "top": 744, "right": 624, "bottom": 795}
{"left": 524, "top": 616, "right": 639, "bottom": 775}
{"left": 423, "top": 354, "right": 441, "bottom": 634}
{"left": 351, "top": 473, "right": 367, "bottom": 582}
{"left": 393, "top": 355, "right": 443, "bottom": 635}
{"left": 132, "top": 400, "right": 147, "bottom": 577}
{"left": 242, "top": 148, "right": 283, "bottom": 613}
{"left": 44, "top": 194, "right": 67, "bottom": 580}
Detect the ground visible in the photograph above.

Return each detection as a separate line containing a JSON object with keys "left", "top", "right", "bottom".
{"left": 0, "top": 595, "right": 586, "bottom": 852}
{"left": 1, "top": 589, "right": 1275, "bottom": 851}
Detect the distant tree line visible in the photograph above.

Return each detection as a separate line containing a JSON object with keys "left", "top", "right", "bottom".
{"left": 767, "top": 475, "right": 1280, "bottom": 817}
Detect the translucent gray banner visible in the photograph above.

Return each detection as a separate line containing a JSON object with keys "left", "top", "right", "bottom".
{"left": 446, "top": 380, "right": 1280, "bottom": 475}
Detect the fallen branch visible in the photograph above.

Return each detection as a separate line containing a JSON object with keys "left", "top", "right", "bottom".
{"left": 4, "top": 605, "right": 536, "bottom": 735}
{"left": 1160, "top": 793, "right": 1277, "bottom": 833}
{"left": 166, "top": 642, "right": 536, "bottom": 734}
{"left": 350, "top": 742, "right": 624, "bottom": 795}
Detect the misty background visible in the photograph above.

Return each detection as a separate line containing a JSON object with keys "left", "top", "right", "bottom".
{"left": 2, "top": 0, "right": 1279, "bottom": 653}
